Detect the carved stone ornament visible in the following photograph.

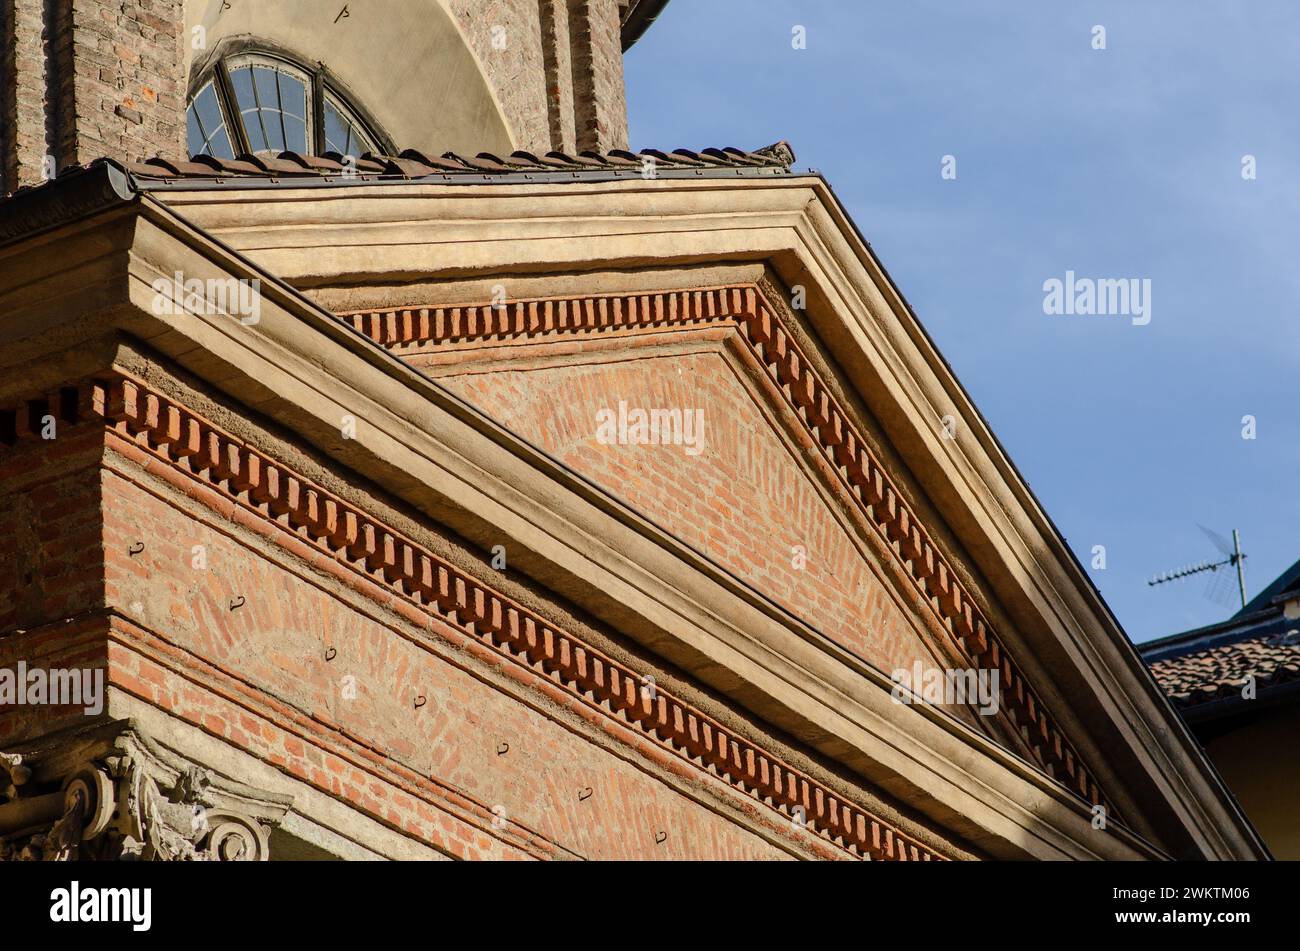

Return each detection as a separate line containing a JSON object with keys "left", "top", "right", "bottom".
{"left": 0, "top": 719, "right": 292, "bottom": 861}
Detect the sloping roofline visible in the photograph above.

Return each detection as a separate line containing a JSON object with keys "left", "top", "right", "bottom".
{"left": 622, "top": 0, "right": 672, "bottom": 50}
{"left": 1235, "top": 554, "right": 1300, "bottom": 617}
{"left": 0, "top": 155, "right": 1268, "bottom": 858}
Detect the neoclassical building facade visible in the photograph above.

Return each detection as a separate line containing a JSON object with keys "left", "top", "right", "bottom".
{"left": 0, "top": 0, "right": 1266, "bottom": 860}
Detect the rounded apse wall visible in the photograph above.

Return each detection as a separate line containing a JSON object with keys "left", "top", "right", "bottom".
{"left": 183, "top": 0, "right": 515, "bottom": 156}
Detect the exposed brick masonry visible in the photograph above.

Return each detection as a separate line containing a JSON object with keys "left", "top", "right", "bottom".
{"left": 446, "top": 0, "right": 628, "bottom": 152}
{"left": 568, "top": 0, "right": 627, "bottom": 152}
{"left": 2, "top": 0, "right": 186, "bottom": 188}
{"left": 55, "top": 0, "right": 186, "bottom": 168}
{"left": 1, "top": 0, "right": 49, "bottom": 190}
{"left": 336, "top": 285, "right": 1116, "bottom": 816}
{"left": 0, "top": 374, "right": 946, "bottom": 860}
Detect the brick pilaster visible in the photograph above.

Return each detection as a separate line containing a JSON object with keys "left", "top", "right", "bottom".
{"left": 568, "top": 0, "right": 628, "bottom": 152}
{"left": 1, "top": 0, "right": 52, "bottom": 190}
{"left": 54, "top": 0, "right": 186, "bottom": 169}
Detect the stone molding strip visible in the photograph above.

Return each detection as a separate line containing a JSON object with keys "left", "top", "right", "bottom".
{"left": 0, "top": 376, "right": 946, "bottom": 861}
{"left": 336, "top": 285, "right": 1114, "bottom": 817}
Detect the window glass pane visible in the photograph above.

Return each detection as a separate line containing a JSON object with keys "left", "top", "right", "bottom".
{"left": 278, "top": 71, "right": 307, "bottom": 121}
{"left": 323, "top": 96, "right": 373, "bottom": 157}
{"left": 277, "top": 70, "right": 308, "bottom": 154}
{"left": 207, "top": 126, "right": 235, "bottom": 160}
{"left": 230, "top": 65, "right": 266, "bottom": 152}
{"left": 282, "top": 115, "right": 307, "bottom": 154}
{"left": 230, "top": 66, "right": 256, "bottom": 113}
{"left": 253, "top": 66, "right": 279, "bottom": 110}
{"left": 323, "top": 100, "right": 348, "bottom": 155}
{"left": 228, "top": 61, "right": 309, "bottom": 155}
{"left": 262, "top": 112, "right": 285, "bottom": 152}
{"left": 186, "top": 106, "right": 203, "bottom": 155}
{"left": 186, "top": 80, "right": 234, "bottom": 159}
{"left": 193, "top": 82, "right": 224, "bottom": 138}
{"left": 242, "top": 102, "right": 268, "bottom": 153}
{"left": 213, "top": 56, "right": 374, "bottom": 158}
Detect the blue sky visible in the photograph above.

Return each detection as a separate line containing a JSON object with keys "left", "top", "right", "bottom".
{"left": 626, "top": 1, "right": 1300, "bottom": 643}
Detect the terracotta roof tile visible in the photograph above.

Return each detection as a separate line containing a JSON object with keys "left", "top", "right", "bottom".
{"left": 1146, "top": 625, "right": 1300, "bottom": 708}
{"left": 190, "top": 154, "right": 262, "bottom": 175}
{"left": 107, "top": 142, "right": 797, "bottom": 188}
{"left": 4, "top": 140, "right": 797, "bottom": 208}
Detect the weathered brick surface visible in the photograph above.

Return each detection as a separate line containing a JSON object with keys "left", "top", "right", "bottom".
{"left": 0, "top": 370, "right": 964, "bottom": 860}
{"left": 441, "top": 349, "right": 949, "bottom": 680}
{"left": 1, "top": 0, "right": 50, "bottom": 190}
{"left": 341, "top": 285, "right": 1116, "bottom": 813}
{"left": 96, "top": 449, "right": 796, "bottom": 859}
{"left": 0, "top": 426, "right": 109, "bottom": 746}
{"left": 446, "top": 0, "right": 628, "bottom": 152}
{"left": 0, "top": 617, "right": 107, "bottom": 747}
{"left": 1, "top": 0, "right": 185, "bottom": 185}
{"left": 0, "top": 426, "right": 106, "bottom": 632}
{"left": 55, "top": 0, "right": 186, "bottom": 168}
{"left": 569, "top": 0, "right": 627, "bottom": 152}
{"left": 537, "top": 0, "right": 577, "bottom": 150}
{"left": 446, "top": 0, "right": 553, "bottom": 153}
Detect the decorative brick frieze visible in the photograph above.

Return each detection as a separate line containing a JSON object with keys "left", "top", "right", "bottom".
{"left": 0, "top": 373, "right": 947, "bottom": 861}
{"left": 336, "top": 285, "right": 1116, "bottom": 818}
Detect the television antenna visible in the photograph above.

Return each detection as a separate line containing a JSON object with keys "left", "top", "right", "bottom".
{"left": 1147, "top": 526, "right": 1248, "bottom": 610}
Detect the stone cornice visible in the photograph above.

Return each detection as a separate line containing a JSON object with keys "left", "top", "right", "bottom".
{"left": 0, "top": 163, "right": 137, "bottom": 250}
{"left": 0, "top": 373, "right": 948, "bottom": 861}
{"left": 123, "top": 176, "right": 1249, "bottom": 858}
{"left": 0, "top": 192, "right": 1251, "bottom": 857}
{"left": 0, "top": 718, "right": 292, "bottom": 861}
{"left": 335, "top": 284, "right": 1116, "bottom": 818}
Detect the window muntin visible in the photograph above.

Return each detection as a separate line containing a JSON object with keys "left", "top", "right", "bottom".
{"left": 323, "top": 94, "right": 374, "bottom": 156}
{"left": 185, "top": 51, "right": 379, "bottom": 160}
{"left": 185, "top": 80, "right": 235, "bottom": 159}
{"left": 227, "top": 56, "right": 311, "bottom": 155}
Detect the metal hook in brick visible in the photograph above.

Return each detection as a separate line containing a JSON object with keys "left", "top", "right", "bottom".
{"left": 128, "top": 541, "right": 144, "bottom": 556}
{"left": 655, "top": 830, "right": 667, "bottom": 845}
{"left": 496, "top": 741, "right": 509, "bottom": 755}
{"left": 578, "top": 786, "right": 593, "bottom": 801}
{"left": 228, "top": 596, "right": 245, "bottom": 611}
{"left": 414, "top": 695, "right": 426, "bottom": 708}
{"left": 324, "top": 646, "right": 337, "bottom": 661}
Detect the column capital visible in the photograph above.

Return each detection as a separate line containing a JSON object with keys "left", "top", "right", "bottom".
{"left": 0, "top": 719, "right": 292, "bottom": 861}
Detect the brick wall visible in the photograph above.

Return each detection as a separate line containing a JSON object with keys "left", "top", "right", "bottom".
{"left": 0, "top": 421, "right": 792, "bottom": 858}
{"left": 538, "top": 0, "right": 577, "bottom": 150}
{"left": 1, "top": 0, "right": 48, "bottom": 190}
{"left": 0, "top": 425, "right": 108, "bottom": 746}
{"left": 568, "top": 0, "right": 627, "bottom": 152}
{"left": 0, "top": 360, "right": 965, "bottom": 859}
{"left": 96, "top": 459, "right": 797, "bottom": 859}
{"left": 0, "top": 0, "right": 185, "bottom": 188}
{"left": 56, "top": 0, "right": 186, "bottom": 168}
{"left": 0, "top": 425, "right": 105, "bottom": 633}
{"left": 446, "top": 0, "right": 629, "bottom": 153}
{"left": 446, "top": 0, "right": 553, "bottom": 154}
{"left": 439, "top": 348, "right": 957, "bottom": 685}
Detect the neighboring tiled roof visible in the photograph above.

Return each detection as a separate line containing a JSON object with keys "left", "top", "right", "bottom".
{"left": 119, "top": 143, "right": 797, "bottom": 187}
{"left": 1140, "top": 556, "right": 1300, "bottom": 714}
{"left": 1233, "top": 555, "right": 1300, "bottom": 617}
{"left": 1142, "top": 614, "right": 1300, "bottom": 710}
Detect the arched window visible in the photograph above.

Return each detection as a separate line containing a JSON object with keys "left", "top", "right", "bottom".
{"left": 186, "top": 51, "right": 380, "bottom": 160}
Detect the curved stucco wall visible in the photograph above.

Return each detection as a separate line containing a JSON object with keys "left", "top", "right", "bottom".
{"left": 183, "top": 0, "right": 515, "bottom": 155}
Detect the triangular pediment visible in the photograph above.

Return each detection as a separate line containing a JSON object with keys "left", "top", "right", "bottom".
{"left": 0, "top": 161, "right": 1263, "bottom": 855}
{"left": 443, "top": 344, "right": 968, "bottom": 689}
{"left": 337, "top": 286, "right": 1047, "bottom": 749}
